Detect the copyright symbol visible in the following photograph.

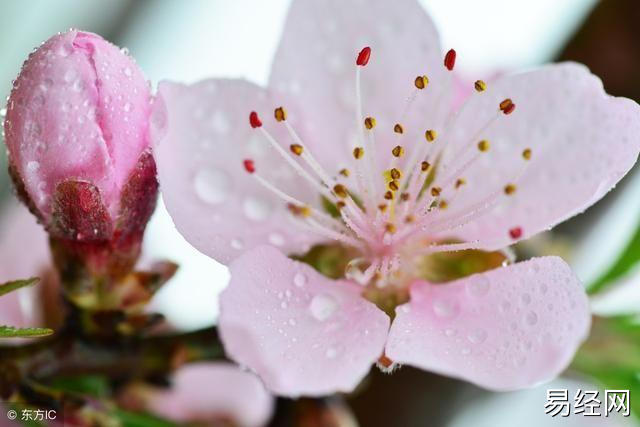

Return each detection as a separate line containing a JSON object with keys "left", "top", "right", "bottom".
{"left": 6, "top": 410, "right": 17, "bottom": 420}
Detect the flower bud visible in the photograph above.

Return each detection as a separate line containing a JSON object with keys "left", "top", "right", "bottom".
{"left": 3, "top": 30, "right": 155, "bottom": 243}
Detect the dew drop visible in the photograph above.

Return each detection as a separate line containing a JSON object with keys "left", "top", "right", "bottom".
{"left": 123, "top": 102, "right": 132, "bottom": 112}
{"left": 243, "top": 197, "right": 271, "bottom": 221}
{"left": 466, "top": 276, "right": 490, "bottom": 298}
{"left": 325, "top": 347, "right": 338, "bottom": 359}
{"left": 26, "top": 161, "right": 40, "bottom": 173}
{"left": 467, "top": 328, "right": 488, "bottom": 344}
{"left": 288, "top": 318, "right": 296, "bottom": 326}
{"left": 309, "top": 293, "right": 338, "bottom": 321}
{"left": 123, "top": 67, "right": 133, "bottom": 77}
{"left": 293, "top": 272, "right": 307, "bottom": 288}
{"left": 520, "top": 293, "right": 532, "bottom": 306}
{"left": 444, "top": 328, "right": 457, "bottom": 337}
{"left": 499, "top": 300, "right": 511, "bottom": 313}
{"left": 230, "top": 238, "right": 244, "bottom": 250}
{"left": 432, "top": 297, "right": 459, "bottom": 318}
{"left": 193, "top": 169, "right": 231, "bottom": 205}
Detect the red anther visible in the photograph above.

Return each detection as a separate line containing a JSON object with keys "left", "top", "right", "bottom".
{"left": 356, "top": 46, "right": 371, "bottom": 66}
{"left": 503, "top": 103, "right": 516, "bottom": 115}
{"left": 444, "top": 49, "right": 456, "bottom": 71}
{"left": 249, "top": 111, "right": 262, "bottom": 128}
{"left": 243, "top": 159, "right": 256, "bottom": 174}
{"left": 509, "top": 226, "right": 522, "bottom": 239}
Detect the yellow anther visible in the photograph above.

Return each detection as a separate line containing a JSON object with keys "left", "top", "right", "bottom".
{"left": 455, "top": 178, "right": 466, "bottom": 189}
{"left": 384, "top": 191, "right": 394, "bottom": 200}
{"left": 364, "top": 116, "right": 377, "bottom": 130}
{"left": 430, "top": 186, "right": 442, "bottom": 197}
{"left": 385, "top": 223, "right": 397, "bottom": 233}
{"left": 504, "top": 183, "right": 517, "bottom": 195}
{"left": 378, "top": 203, "right": 388, "bottom": 212}
{"left": 404, "top": 214, "right": 415, "bottom": 223}
{"left": 274, "top": 106, "right": 287, "bottom": 122}
{"left": 390, "top": 168, "right": 402, "bottom": 180}
{"left": 339, "top": 168, "right": 350, "bottom": 177}
{"left": 425, "top": 129, "right": 437, "bottom": 142}
{"left": 290, "top": 144, "right": 303, "bottom": 156}
{"left": 336, "top": 201, "right": 346, "bottom": 210}
{"left": 438, "top": 200, "right": 449, "bottom": 210}
{"left": 388, "top": 180, "right": 399, "bottom": 191}
{"left": 522, "top": 148, "right": 532, "bottom": 160}
{"left": 333, "top": 184, "right": 348, "bottom": 198}
{"left": 287, "top": 203, "right": 311, "bottom": 218}
{"left": 353, "top": 147, "right": 364, "bottom": 159}
{"left": 414, "top": 75, "right": 429, "bottom": 89}
{"left": 421, "top": 161, "right": 431, "bottom": 172}
{"left": 400, "top": 192, "right": 410, "bottom": 202}
{"left": 393, "top": 123, "right": 404, "bottom": 134}
{"left": 392, "top": 145, "right": 405, "bottom": 157}
{"left": 474, "top": 80, "right": 487, "bottom": 92}
{"left": 477, "top": 139, "right": 490, "bottom": 152}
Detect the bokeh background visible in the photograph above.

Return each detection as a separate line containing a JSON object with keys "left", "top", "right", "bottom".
{"left": 2, "top": 1, "right": 640, "bottom": 426}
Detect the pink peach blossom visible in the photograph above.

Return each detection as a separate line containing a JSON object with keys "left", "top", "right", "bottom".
{"left": 151, "top": 0, "right": 640, "bottom": 396}
{"left": 145, "top": 362, "right": 273, "bottom": 426}
{"left": 4, "top": 30, "right": 151, "bottom": 223}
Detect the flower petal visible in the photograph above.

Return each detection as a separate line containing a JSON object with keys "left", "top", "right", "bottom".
{"left": 146, "top": 362, "right": 273, "bottom": 427}
{"left": 386, "top": 257, "right": 590, "bottom": 390}
{"left": 431, "top": 63, "right": 640, "bottom": 249}
{"left": 152, "top": 79, "right": 324, "bottom": 264}
{"left": 270, "top": 0, "right": 450, "bottom": 170}
{"left": 219, "top": 245, "right": 389, "bottom": 397}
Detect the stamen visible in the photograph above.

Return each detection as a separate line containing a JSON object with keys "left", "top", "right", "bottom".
{"left": 474, "top": 80, "right": 487, "bottom": 92}
{"left": 430, "top": 186, "right": 441, "bottom": 197}
{"left": 444, "top": 49, "right": 456, "bottom": 71}
{"left": 274, "top": 106, "right": 287, "bottom": 122}
{"left": 504, "top": 183, "right": 517, "bottom": 195}
{"left": 364, "top": 116, "right": 376, "bottom": 129}
{"left": 392, "top": 145, "right": 405, "bottom": 157}
{"left": 384, "top": 191, "right": 394, "bottom": 200}
{"left": 393, "top": 123, "right": 404, "bottom": 134}
{"left": 243, "top": 159, "right": 255, "bottom": 174}
{"left": 333, "top": 184, "right": 348, "bottom": 198}
{"left": 390, "top": 168, "right": 402, "bottom": 180}
{"left": 509, "top": 226, "right": 523, "bottom": 239}
{"left": 477, "top": 139, "right": 490, "bottom": 152}
{"left": 353, "top": 147, "right": 365, "bottom": 159}
{"left": 455, "top": 178, "right": 466, "bottom": 189}
{"left": 385, "top": 223, "right": 397, "bottom": 234}
{"left": 378, "top": 203, "right": 388, "bottom": 212}
{"left": 499, "top": 98, "right": 516, "bottom": 115}
{"left": 287, "top": 203, "right": 311, "bottom": 218}
{"left": 414, "top": 75, "right": 429, "bottom": 89}
{"left": 249, "top": 111, "right": 262, "bottom": 128}
{"left": 339, "top": 168, "right": 350, "bottom": 177}
{"left": 400, "top": 192, "right": 410, "bottom": 202}
{"left": 421, "top": 161, "right": 431, "bottom": 171}
{"left": 425, "top": 129, "right": 437, "bottom": 142}
{"left": 522, "top": 148, "right": 532, "bottom": 160}
{"left": 438, "top": 200, "right": 448, "bottom": 210}
{"left": 356, "top": 46, "right": 371, "bottom": 66}
{"left": 388, "top": 180, "right": 399, "bottom": 191}
{"left": 290, "top": 144, "right": 303, "bottom": 156}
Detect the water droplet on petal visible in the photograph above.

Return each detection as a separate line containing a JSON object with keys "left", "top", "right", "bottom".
{"left": 243, "top": 197, "right": 271, "bottom": 221}
{"left": 230, "top": 238, "right": 244, "bottom": 250}
{"left": 525, "top": 311, "right": 538, "bottom": 326}
{"left": 467, "top": 328, "right": 488, "bottom": 344}
{"left": 432, "top": 297, "right": 459, "bottom": 318}
{"left": 466, "top": 276, "right": 490, "bottom": 298}
{"left": 520, "top": 293, "right": 532, "bottom": 306}
{"left": 309, "top": 293, "right": 338, "bottom": 321}
{"left": 123, "top": 67, "right": 133, "bottom": 77}
{"left": 193, "top": 168, "right": 231, "bottom": 205}
{"left": 293, "top": 273, "right": 307, "bottom": 288}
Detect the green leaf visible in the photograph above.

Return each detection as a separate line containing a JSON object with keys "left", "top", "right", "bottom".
{"left": 572, "top": 316, "right": 640, "bottom": 417}
{"left": 112, "top": 409, "right": 177, "bottom": 427}
{"left": 0, "top": 326, "right": 53, "bottom": 338}
{"left": 589, "top": 220, "right": 640, "bottom": 294}
{"left": 0, "top": 277, "right": 39, "bottom": 297}
{"left": 48, "top": 375, "right": 111, "bottom": 398}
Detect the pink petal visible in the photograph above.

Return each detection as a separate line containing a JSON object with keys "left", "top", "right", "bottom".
{"left": 152, "top": 79, "right": 324, "bottom": 264}
{"left": 431, "top": 63, "right": 640, "bottom": 249}
{"left": 386, "top": 257, "right": 590, "bottom": 390}
{"left": 146, "top": 362, "right": 273, "bottom": 426}
{"left": 269, "top": 0, "right": 450, "bottom": 171}
{"left": 219, "top": 245, "right": 389, "bottom": 397}
{"left": 0, "top": 201, "right": 50, "bottom": 327}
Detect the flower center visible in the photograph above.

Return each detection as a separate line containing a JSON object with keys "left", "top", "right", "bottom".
{"left": 243, "top": 47, "right": 529, "bottom": 287}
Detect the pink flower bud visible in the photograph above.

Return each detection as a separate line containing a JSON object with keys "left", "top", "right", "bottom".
{"left": 3, "top": 30, "right": 154, "bottom": 241}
